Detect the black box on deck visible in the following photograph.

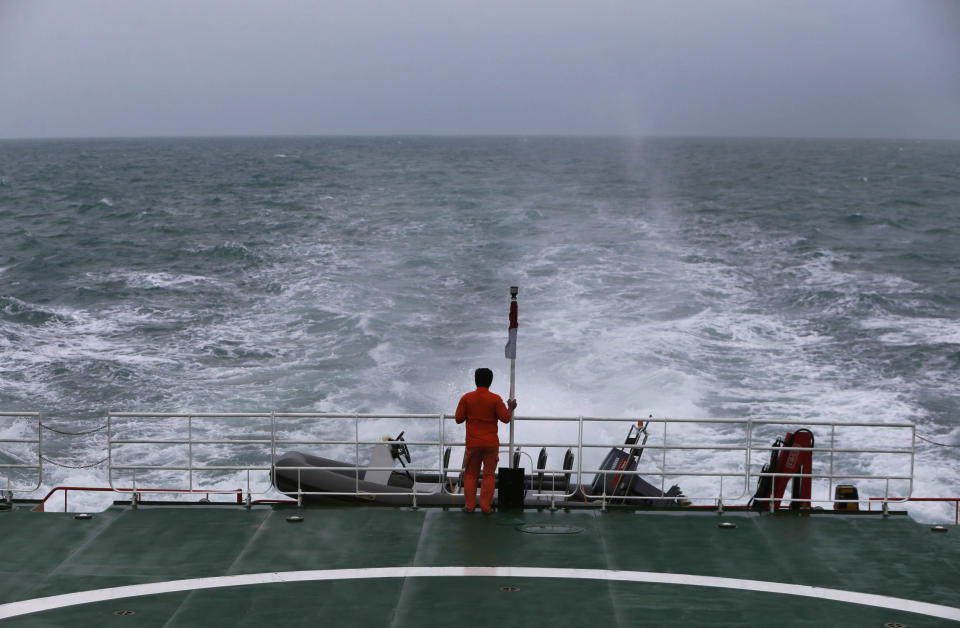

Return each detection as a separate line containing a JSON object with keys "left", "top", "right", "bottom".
{"left": 497, "top": 467, "right": 526, "bottom": 509}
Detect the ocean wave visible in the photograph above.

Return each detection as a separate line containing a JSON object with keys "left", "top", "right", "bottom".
{"left": 2, "top": 137, "right": 959, "bottom": 519}
{"left": 84, "top": 270, "right": 213, "bottom": 291}
{"left": 0, "top": 296, "right": 72, "bottom": 326}
{"left": 189, "top": 241, "right": 265, "bottom": 268}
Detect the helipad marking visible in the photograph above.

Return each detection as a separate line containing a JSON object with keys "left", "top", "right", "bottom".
{"left": 1, "top": 566, "right": 958, "bottom": 621}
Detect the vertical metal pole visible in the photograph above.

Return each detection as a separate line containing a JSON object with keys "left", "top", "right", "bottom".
{"left": 37, "top": 412, "right": 43, "bottom": 491}
{"left": 438, "top": 413, "right": 445, "bottom": 491}
{"left": 107, "top": 413, "right": 113, "bottom": 491}
{"left": 354, "top": 414, "right": 360, "bottom": 496}
{"left": 508, "top": 360, "right": 516, "bottom": 465}
{"left": 909, "top": 424, "right": 917, "bottom": 498}
{"left": 828, "top": 424, "right": 836, "bottom": 505}
{"left": 188, "top": 416, "right": 194, "bottom": 493}
{"left": 577, "top": 416, "right": 584, "bottom": 496}
{"left": 270, "top": 411, "right": 276, "bottom": 491}
{"left": 744, "top": 419, "right": 753, "bottom": 499}
{"left": 661, "top": 420, "right": 668, "bottom": 495}
{"left": 507, "top": 286, "right": 518, "bottom": 467}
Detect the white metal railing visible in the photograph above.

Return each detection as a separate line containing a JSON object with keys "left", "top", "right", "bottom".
{"left": 102, "top": 412, "right": 916, "bottom": 510}
{"left": 0, "top": 412, "right": 42, "bottom": 498}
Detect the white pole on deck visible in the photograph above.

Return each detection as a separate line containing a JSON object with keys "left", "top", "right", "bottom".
{"left": 506, "top": 286, "right": 518, "bottom": 467}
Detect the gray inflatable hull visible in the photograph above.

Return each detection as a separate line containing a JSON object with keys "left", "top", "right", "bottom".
{"left": 272, "top": 451, "right": 467, "bottom": 506}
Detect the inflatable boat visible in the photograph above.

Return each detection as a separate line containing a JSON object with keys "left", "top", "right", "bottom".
{"left": 272, "top": 424, "right": 687, "bottom": 507}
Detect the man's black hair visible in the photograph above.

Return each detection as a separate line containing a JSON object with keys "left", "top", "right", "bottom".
{"left": 474, "top": 367, "right": 493, "bottom": 388}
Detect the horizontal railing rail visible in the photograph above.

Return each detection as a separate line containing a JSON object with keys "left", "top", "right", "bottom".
{"left": 100, "top": 412, "right": 916, "bottom": 511}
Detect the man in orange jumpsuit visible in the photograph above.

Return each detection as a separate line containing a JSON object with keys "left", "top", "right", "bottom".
{"left": 455, "top": 367, "right": 517, "bottom": 513}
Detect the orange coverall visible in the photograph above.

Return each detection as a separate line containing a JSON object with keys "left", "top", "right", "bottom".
{"left": 455, "top": 386, "right": 512, "bottom": 513}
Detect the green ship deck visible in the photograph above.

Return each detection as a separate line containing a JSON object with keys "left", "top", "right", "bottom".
{"left": 1, "top": 503, "right": 958, "bottom": 627}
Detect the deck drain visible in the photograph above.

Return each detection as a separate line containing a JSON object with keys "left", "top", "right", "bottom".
{"left": 884, "top": 623, "right": 906, "bottom": 628}
{"left": 74, "top": 513, "right": 93, "bottom": 520}
{"left": 516, "top": 523, "right": 583, "bottom": 535}
{"left": 112, "top": 610, "right": 136, "bottom": 616}
{"left": 286, "top": 515, "right": 304, "bottom": 523}
{"left": 931, "top": 525, "right": 948, "bottom": 533}
{"left": 499, "top": 586, "right": 520, "bottom": 592}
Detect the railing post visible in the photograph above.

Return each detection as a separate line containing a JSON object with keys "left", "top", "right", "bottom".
{"left": 660, "top": 419, "right": 668, "bottom": 496}
{"left": 909, "top": 424, "right": 917, "bottom": 499}
{"left": 270, "top": 411, "right": 277, "bottom": 491}
{"left": 354, "top": 414, "right": 360, "bottom": 497}
{"left": 37, "top": 411, "right": 43, "bottom": 489}
{"left": 769, "top": 466, "right": 775, "bottom": 514}
{"left": 828, "top": 424, "right": 836, "bottom": 506}
{"left": 883, "top": 479, "right": 890, "bottom": 517}
{"left": 744, "top": 418, "right": 753, "bottom": 505}
{"left": 577, "top": 416, "right": 584, "bottom": 501}
{"left": 188, "top": 415, "right": 194, "bottom": 493}
{"left": 107, "top": 412, "right": 115, "bottom": 492}
{"left": 717, "top": 476, "right": 724, "bottom": 514}
{"left": 438, "top": 413, "right": 444, "bottom": 492}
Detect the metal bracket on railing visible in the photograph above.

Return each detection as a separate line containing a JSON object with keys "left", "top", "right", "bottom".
{"left": 131, "top": 491, "right": 140, "bottom": 509}
{"left": 4, "top": 489, "right": 11, "bottom": 506}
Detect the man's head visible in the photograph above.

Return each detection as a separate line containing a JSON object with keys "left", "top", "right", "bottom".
{"left": 474, "top": 367, "right": 493, "bottom": 388}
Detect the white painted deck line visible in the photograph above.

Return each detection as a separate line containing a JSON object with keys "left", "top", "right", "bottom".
{"left": 1, "top": 566, "right": 958, "bottom": 622}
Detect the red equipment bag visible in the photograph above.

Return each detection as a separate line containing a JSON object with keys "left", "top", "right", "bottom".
{"left": 771, "top": 429, "right": 814, "bottom": 509}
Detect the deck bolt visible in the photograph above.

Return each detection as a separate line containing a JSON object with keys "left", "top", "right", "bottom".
{"left": 718, "top": 522, "right": 736, "bottom": 529}
{"left": 931, "top": 525, "right": 948, "bottom": 533}
{"left": 74, "top": 513, "right": 93, "bottom": 520}
{"left": 286, "top": 515, "right": 304, "bottom": 523}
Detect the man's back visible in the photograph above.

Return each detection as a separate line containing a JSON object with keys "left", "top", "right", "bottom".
{"left": 455, "top": 387, "right": 511, "bottom": 448}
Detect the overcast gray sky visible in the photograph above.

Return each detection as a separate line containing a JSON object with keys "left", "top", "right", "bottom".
{"left": 1, "top": 0, "right": 958, "bottom": 139}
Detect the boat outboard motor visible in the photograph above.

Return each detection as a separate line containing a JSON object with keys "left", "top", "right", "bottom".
{"left": 588, "top": 422, "right": 648, "bottom": 500}
{"left": 582, "top": 422, "right": 687, "bottom": 506}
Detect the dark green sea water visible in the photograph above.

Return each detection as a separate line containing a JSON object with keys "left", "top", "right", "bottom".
{"left": 1, "top": 137, "right": 958, "bottom": 517}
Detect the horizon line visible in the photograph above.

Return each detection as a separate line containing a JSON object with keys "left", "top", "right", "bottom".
{"left": 1, "top": 132, "right": 959, "bottom": 143}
